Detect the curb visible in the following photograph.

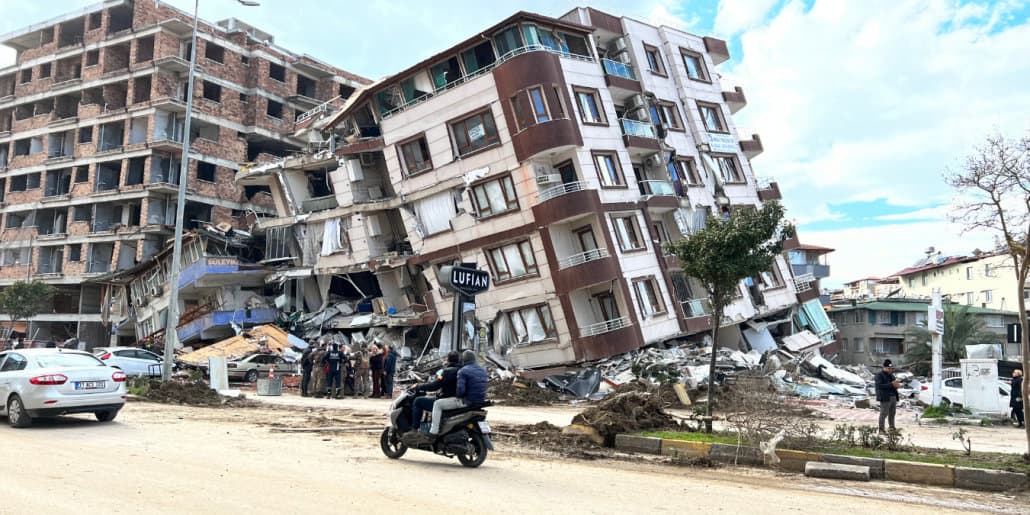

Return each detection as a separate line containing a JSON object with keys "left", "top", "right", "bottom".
{"left": 615, "top": 434, "right": 1029, "bottom": 492}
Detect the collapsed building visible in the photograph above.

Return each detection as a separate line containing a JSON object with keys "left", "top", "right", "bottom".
{"left": 233, "top": 8, "right": 838, "bottom": 369}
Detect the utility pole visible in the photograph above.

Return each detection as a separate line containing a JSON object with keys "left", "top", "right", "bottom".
{"left": 929, "top": 289, "right": 944, "bottom": 406}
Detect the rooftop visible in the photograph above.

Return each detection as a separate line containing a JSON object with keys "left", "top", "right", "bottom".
{"left": 827, "top": 300, "right": 1015, "bottom": 316}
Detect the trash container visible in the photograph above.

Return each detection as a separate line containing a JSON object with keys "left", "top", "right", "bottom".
{"left": 256, "top": 378, "right": 283, "bottom": 396}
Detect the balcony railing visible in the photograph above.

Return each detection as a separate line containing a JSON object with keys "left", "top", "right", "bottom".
{"left": 580, "top": 316, "right": 631, "bottom": 337}
{"left": 538, "top": 180, "right": 587, "bottom": 202}
{"left": 681, "top": 298, "right": 712, "bottom": 318}
{"left": 558, "top": 248, "right": 610, "bottom": 270}
{"left": 601, "top": 58, "right": 636, "bottom": 80}
{"left": 791, "top": 263, "right": 830, "bottom": 279}
{"left": 620, "top": 118, "right": 656, "bottom": 139}
{"left": 639, "top": 180, "right": 675, "bottom": 196}
{"left": 793, "top": 272, "right": 816, "bottom": 293}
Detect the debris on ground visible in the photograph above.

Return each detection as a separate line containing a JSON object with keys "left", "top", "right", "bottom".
{"left": 139, "top": 379, "right": 251, "bottom": 407}
{"left": 494, "top": 422, "right": 604, "bottom": 458}
{"left": 488, "top": 378, "right": 562, "bottom": 406}
{"left": 571, "top": 384, "right": 678, "bottom": 441}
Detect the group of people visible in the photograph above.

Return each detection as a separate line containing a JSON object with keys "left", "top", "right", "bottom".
{"left": 299, "top": 342, "right": 399, "bottom": 399}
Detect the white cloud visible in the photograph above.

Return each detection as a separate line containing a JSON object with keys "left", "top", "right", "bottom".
{"left": 648, "top": 2, "right": 700, "bottom": 31}
{"left": 713, "top": 0, "right": 779, "bottom": 36}
{"left": 728, "top": 0, "right": 1030, "bottom": 230}
{"left": 874, "top": 205, "right": 950, "bottom": 222}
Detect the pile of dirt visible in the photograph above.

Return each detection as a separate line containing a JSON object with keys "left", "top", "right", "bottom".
{"left": 496, "top": 422, "right": 603, "bottom": 458}
{"left": 613, "top": 381, "right": 683, "bottom": 407}
{"left": 488, "top": 379, "right": 562, "bottom": 406}
{"left": 141, "top": 380, "right": 249, "bottom": 407}
{"left": 571, "top": 385, "right": 678, "bottom": 441}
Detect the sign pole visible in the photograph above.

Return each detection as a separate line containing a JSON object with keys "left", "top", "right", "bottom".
{"left": 438, "top": 264, "right": 490, "bottom": 353}
{"left": 930, "top": 289, "right": 944, "bottom": 406}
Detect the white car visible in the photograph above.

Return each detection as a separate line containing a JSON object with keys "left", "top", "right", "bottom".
{"left": 0, "top": 349, "right": 127, "bottom": 428}
{"left": 917, "top": 376, "right": 1010, "bottom": 407}
{"left": 94, "top": 347, "right": 167, "bottom": 377}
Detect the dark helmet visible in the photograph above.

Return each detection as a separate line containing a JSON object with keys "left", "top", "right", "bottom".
{"left": 446, "top": 351, "right": 460, "bottom": 365}
{"left": 461, "top": 350, "right": 477, "bottom": 365}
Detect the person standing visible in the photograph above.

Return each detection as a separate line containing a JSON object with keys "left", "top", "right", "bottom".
{"left": 369, "top": 345, "right": 383, "bottom": 398}
{"left": 323, "top": 344, "right": 345, "bottom": 399}
{"left": 310, "top": 344, "right": 328, "bottom": 399}
{"left": 1011, "top": 369, "right": 1024, "bottom": 428}
{"left": 383, "top": 345, "right": 398, "bottom": 399}
{"left": 875, "top": 359, "right": 900, "bottom": 434}
{"left": 299, "top": 347, "right": 314, "bottom": 397}
{"left": 353, "top": 345, "right": 370, "bottom": 397}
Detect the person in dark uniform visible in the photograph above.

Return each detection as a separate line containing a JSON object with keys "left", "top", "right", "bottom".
{"left": 1011, "top": 369, "right": 1024, "bottom": 428}
{"left": 875, "top": 359, "right": 900, "bottom": 434}
{"left": 323, "top": 344, "right": 346, "bottom": 399}
{"left": 369, "top": 345, "right": 384, "bottom": 398}
{"left": 383, "top": 345, "right": 399, "bottom": 399}
{"left": 299, "top": 347, "right": 314, "bottom": 397}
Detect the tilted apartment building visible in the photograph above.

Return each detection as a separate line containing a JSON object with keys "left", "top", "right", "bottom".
{"left": 240, "top": 8, "right": 835, "bottom": 368}
{"left": 0, "top": 0, "right": 366, "bottom": 347}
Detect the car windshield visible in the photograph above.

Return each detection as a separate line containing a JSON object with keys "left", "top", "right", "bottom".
{"left": 36, "top": 353, "right": 106, "bottom": 368}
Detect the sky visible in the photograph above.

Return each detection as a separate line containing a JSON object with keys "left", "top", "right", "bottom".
{"left": 1, "top": 0, "right": 1028, "bottom": 287}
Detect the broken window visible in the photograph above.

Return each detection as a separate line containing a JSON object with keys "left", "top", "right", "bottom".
{"left": 106, "top": 4, "right": 133, "bottom": 35}
{"left": 669, "top": 158, "right": 702, "bottom": 186}
{"left": 85, "top": 49, "right": 99, "bottom": 67}
{"left": 74, "top": 166, "right": 89, "bottom": 183}
{"left": 494, "top": 25, "right": 524, "bottom": 57}
{"left": 633, "top": 276, "right": 666, "bottom": 317}
{"left": 593, "top": 152, "right": 625, "bottom": 187}
{"left": 125, "top": 157, "right": 145, "bottom": 185}
{"left": 197, "top": 161, "right": 216, "bottom": 182}
{"left": 202, "top": 81, "right": 221, "bottom": 102}
{"left": 204, "top": 42, "right": 225, "bottom": 63}
{"left": 239, "top": 93, "right": 248, "bottom": 103}
{"left": 713, "top": 154, "right": 743, "bottom": 183}
{"left": 338, "top": 83, "right": 354, "bottom": 99}
{"left": 504, "top": 305, "right": 556, "bottom": 343}
{"left": 413, "top": 191, "right": 457, "bottom": 236}
{"left": 44, "top": 168, "right": 72, "bottom": 196}
{"left": 128, "top": 117, "right": 148, "bottom": 144}
{"left": 68, "top": 243, "right": 82, "bottom": 262}
{"left": 132, "top": 76, "right": 151, "bottom": 103}
{"left": 58, "top": 18, "right": 85, "bottom": 48}
{"left": 459, "top": 41, "right": 496, "bottom": 75}
{"left": 39, "top": 62, "right": 52, "bottom": 79}
{"left": 268, "top": 62, "right": 285, "bottom": 82}
{"left": 471, "top": 175, "right": 517, "bottom": 218}
{"left": 98, "top": 121, "right": 124, "bottom": 151}
{"left": 20, "top": 69, "right": 31, "bottom": 84}
{"left": 88, "top": 12, "right": 102, "bottom": 31}
{"left": 430, "top": 57, "right": 461, "bottom": 92}
{"left": 94, "top": 161, "right": 121, "bottom": 191}
{"left": 47, "top": 130, "right": 73, "bottom": 158}
{"left": 5, "top": 212, "right": 26, "bottom": 228}
{"left": 449, "top": 109, "right": 499, "bottom": 156}
{"left": 611, "top": 214, "right": 644, "bottom": 252}
{"left": 296, "top": 75, "right": 316, "bottom": 97}
{"left": 9, "top": 174, "right": 27, "bottom": 191}
{"left": 26, "top": 173, "right": 40, "bottom": 189}
{"left": 73, "top": 205, "right": 91, "bottom": 222}
{"left": 396, "top": 135, "right": 432, "bottom": 176}
{"left": 266, "top": 99, "right": 283, "bottom": 119}
{"left": 487, "top": 240, "right": 537, "bottom": 282}
{"left": 240, "top": 55, "right": 249, "bottom": 66}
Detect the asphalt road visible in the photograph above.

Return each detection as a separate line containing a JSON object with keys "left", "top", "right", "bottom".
{"left": 1, "top": 401, "right": 1024, "bottom": 514}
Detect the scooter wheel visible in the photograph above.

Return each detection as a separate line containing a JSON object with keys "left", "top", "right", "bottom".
{"left": 457, "top": 431, "right": 488, "bottom": 468}
{"left": 380, "top": 427, "right": 407, "bottom": 459}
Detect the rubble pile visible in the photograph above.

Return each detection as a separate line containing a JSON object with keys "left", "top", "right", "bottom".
{"left": 571, "top": 385, "right": 678, "bottom": 440}
{"left": 496, "top": 422, "right": 604, "bottom": 458}
{"left": 142, "top": 379, "right": 249, "bottom": 407}
{"left": 488, "top": 379, "right": 562, "bottom": 406}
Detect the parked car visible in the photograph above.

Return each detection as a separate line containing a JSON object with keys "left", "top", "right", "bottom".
{"left": 917, "top": 376, "right": 1010, "bottom": 407}
{"left": 93, "top": 347, "right": 169, "bottom": 377}
{"left": 0, "top": 348, "right": 126, "bottom": 428}
{"left": 228, "top": 354, "right": 294, "bottom": 383}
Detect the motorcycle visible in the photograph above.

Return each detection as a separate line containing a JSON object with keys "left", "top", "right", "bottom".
{"left": 379, "top": 389, "right": 493, "bottom": 468}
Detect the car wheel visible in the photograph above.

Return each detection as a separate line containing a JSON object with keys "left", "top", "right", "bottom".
{"left": 7, "top": 395, "right": 32, "bottom": 428}
{"left": 245, "top": 369, "right": 259, "bottom": 383}
{"left": 95, "top": 410, "right": 118, "bottom": 422}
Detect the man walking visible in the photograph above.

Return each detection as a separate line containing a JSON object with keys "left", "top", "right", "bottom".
{"left": 428, "top": 350, "right": 487, "bottom": 437}
{"left": 383, "top": 345, "right": 398, "bottom": 399}
{"left": 299, "top": 346, "right": 314, "bottom": 397}
{"left": 875, "top": 359, "right": 900, "bottom": 434}
{"left": 1011, "top": 369, "right": 1024, "bottom": 428}
{"left": 369, "top": 345, "right": 383, "bottom": 398}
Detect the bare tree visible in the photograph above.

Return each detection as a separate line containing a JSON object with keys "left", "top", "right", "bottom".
{"left": 947, "top": 132, "right": 1030, "bottom": 452}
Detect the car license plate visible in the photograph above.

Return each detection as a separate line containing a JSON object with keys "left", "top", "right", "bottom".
{"left": 478, "top": 421, "right": 492, "bottom": 433}
{"left": 75, "top": 381, "right": 105, "bottom": 390}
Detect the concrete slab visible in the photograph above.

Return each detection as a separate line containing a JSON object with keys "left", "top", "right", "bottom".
{"left": 884, "top": 460, "right": 955, "bottom": 487}
{"left": 823, "top": 454, "right": 885, "bottom": 479}
{"left": 661, "top": 439, "right": 711, "bottom": 458}
{"left": 805, "top": 461, "right": 871, "bottom": 481}
{"left": 954, "top": 467, "right": 1028, "bottom": 492}
{"left": 775, "top": 449, "right": 823, "bottom": 473}
{"left": 709, "top": 444, "right": 763, "bottom": 466}
{"left": 614, "top": 434, "right": 662, "bottom": 454}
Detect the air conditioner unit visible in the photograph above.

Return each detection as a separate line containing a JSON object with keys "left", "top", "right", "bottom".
{"left": 359, "top": 153, "right": 375, "bottom": 166}
{"left": 535, "top": 174, "right": 561, "bottom": 185}
{"left": 630, "top": 107, "right": 649, "bottom": 121}
{"left": 626, "top": 94, "right": 645, "bottom": 110}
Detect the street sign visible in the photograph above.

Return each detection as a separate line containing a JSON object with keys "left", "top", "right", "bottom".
{"left": 928, "top": 306, "right": 944, "bottom": 334}
{"left": 439, "top": 265, "right": 490, "bottom": 297}
{"left": 1007, "top": 323, "right": 1022, "bottom": 344}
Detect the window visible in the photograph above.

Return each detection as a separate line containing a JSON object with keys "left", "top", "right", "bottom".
{"left": 854, "top": 338, "right": 865, "bottom": 352}
{"left": 644, "top": 44, "right": 666, "bottom": 75}
{"left": 73, "top": 205, "right": 90, "bottom": 222}
{"left": 450, "top": 109, "right": 499, "bottom": 156}
{"left": 528, "top": 87, "right": 550, "bottom": 124}
{"left": 266, "top": 99, "right": 283, "bottom": 119}
{"left": 487, "top": 240, "right": 538, "bottom": 282}
{"left": 984, "top": 314, "right": 1003, "bottom": 328}
{"left": 25, "top": 173, "right": 40, "bottom": 190}
{"left": 651, "top": 101, "right": 683, "bottom": 130}
{"left": 196, "top": 161, "right": 216, "bottom": 182}
{"left": 78, "top": 126, "right": 93, "bottom": 143}
{"left": 593, "top": 152, "right": 625, "bottom": 187}
{"left": 697, "top": 103, "right": 726, "bottom": 132}
{"left": 680, "top": 50, "right": 709, "bottom": 81}
{"left": 68, "top": 244, "right": 82, "bottom": 262}
{"left": 397, "top": 135, "right": 432, "bottom": 176}
{"left": 652, "top": 220, "right": 671, "bottom": 247}
{"left": 268, "top": 62, "right": 286, "bottom": 82}
{"left": 759, "top": 266, "right": 784, "bottom": 289}
{"left": 612, "top": 214, "right": 644, "bottom": 252}
{"left": 494, "top": 25, "right": 524, "bottom": 56}
{"left": 713, "top": 155, "right": 744, "bottom": 183}
{"left": 0, "top": 354, "right": 27, "bottom": 372}
{"left": 20, "top": 69, "right": 31, "bottom": 84}
{"left": 912, "top": 311, "right": 927, "bottom": 326}
{"left": 459, "top": 41, "right": 496, "bottom": 75}
{"left": 505, "top": 304, "right": 557, "bottom": 343}
{"left": 966, "top": 292, "right": 974, "bottom": 305}
{"left": 241, "top": 55, "right": 249, "bottom": 66}
{"left": 39, "top": 62, "right": 52, "bottom": 79}
{"left": 202, "top": 81, "right": 221, "bottom": 102}
{"left": 633, "top": 276, "right": 667, "bottom": 317}
{"left": 471, "top": 175, "right": 518, "bottom": 218}
{"left": 876, "top": 311, "right": 891, "bottom": 325}
{"left": 873, "top": 338, "right": 903, "bottom": 355}
{"left": 85, "top": 49, "right": 99, "bottom": 66}
{"left": 74, "top": 166, "right": 88, "bottom": 183}
{"left": 921, "top": 273, "right": 927, "bottom": 286}
{"left": 985, "top": 263, "right": 996, "bottom": 277}
{"left": 574, "top": 87, "right": 606, "bottom": 124}
{"left": 88, "top": 12, "right": 102, "bottom": 30}
{"left": 239, "top": 93, "right": 248, "bottom": 103}
{"left": 966, "top": 266, "right": 973, "bottom": 279}
{"left": 669, "top": 158, "right": 702, "bottom": 185}
{"left": 983, "top": 290, "right": 994, "bottom": 303}
{"left": 841, "top": 338, "right": 849, "bottom": 352}
{"left": 204, "top": 42, "right": 225, "bottom": 63}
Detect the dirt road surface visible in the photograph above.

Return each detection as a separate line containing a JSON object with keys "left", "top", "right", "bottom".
{"left": 2, "top": 401, "right": 1025, "bottom": 514}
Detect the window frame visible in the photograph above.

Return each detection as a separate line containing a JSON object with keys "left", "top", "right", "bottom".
{"left": 572, "top": 86, "right": 607, "bottom": 126}
{"left": 633, "top": 276, "right": 668, "bottom": 317}
{"left": 697, "top": 102, "right": 727, "bottom": 133}
{"left": 655, "top": 100, "right": 684, "bottom": 131}
{"left": 669, "top": 157, "right": 702, "bottom": 186}
{"left": 395, "top": 133, "right": 433, "bottom": 176}
{"left": 592, "top": 150, "right": 626, "bottom": 188}
{"left": 504, "top": 303, "right": 558, "bottom": 343}
{"left": 611, "top": 213, "right": 646, "bottom": 253}
{"left": 485, "top": 239, "right": 539, "bottom": 283}
{"left": 448, "top": 107, "right": 501, "bottom": 158}
{"left": 679, "top": 49, "right": 710, "bottom": 82}
{"left": 470, "top": 174, "right": 519, "bottom": 219}
{"left": 527, "top": 86, "right": 551, "bottom": 124}
{"left": 643, "top": 43, "right": 667, "bottom": 76}
{"left": 712, "top": 153, "right": 745, "bottom": 184}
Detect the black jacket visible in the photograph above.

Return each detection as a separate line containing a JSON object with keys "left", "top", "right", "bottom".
{"left": 417, "top": 366, "right": 460, "bottom": 398}
{"left": 1011, "top": 376, "right": 1023, "bottom": 408}
{"left": 874, "top": 370, "right": 898, "bottom": 402}
{"left": 300, "top": 351, "right": 313, "bottom": 372}
{"left": 369, "top": 353, "right": 383, "bottom": 372}
{"left": 322, "top": 350, "right": 346, "bottom": 374}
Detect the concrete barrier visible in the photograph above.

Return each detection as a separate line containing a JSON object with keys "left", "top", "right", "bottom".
{"left": 823, "top": 454, "right": 885, "bottom": 479}
{"left": 614, "top": 434, "right": 662, "bottom": 454}
{"left": 805, "top": 462, "right": 871, "bottom": 481}
{"left": 661, "top": 440, "right": 712, "bottom": 458}
{"left": 709, "top": 444, "right": 764, "bottom": 466}
{"left": 954, "top": 467, "right": 1028, "bottom": 492}
{"left": 884, "top": 460, "right": 955, "bottom": 487}
{"left": 775, "top": 449, "right": 824, "bottom": 473}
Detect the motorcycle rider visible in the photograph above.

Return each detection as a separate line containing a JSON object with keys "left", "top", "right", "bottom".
{"left": 408, "top": 351, "right": 461, "bottom": 434}
{"left": 429, "top": 350, "right": 487, "bottom": 436}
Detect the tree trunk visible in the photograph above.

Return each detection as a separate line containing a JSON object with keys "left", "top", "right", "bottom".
{"left": 1018, "top": 271, "right": 1030, "bottom": 453}
{"left": 704, "top": 307, "right": 722, "bottom": 433}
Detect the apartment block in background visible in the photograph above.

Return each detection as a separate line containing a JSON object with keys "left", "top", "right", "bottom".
{"left": 243, "top": 8, "right": 836, "bottom": 368}
{"left": 0, "top": 0, "right": 366, "bottom": 347}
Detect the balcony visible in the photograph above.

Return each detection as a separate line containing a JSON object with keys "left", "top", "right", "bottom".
{"left": 722, "top": 86, "right": 747, "bottom": 114}
{"left": 621, "top": 118, "right": 660, "bottom": 153}
{"left": 639, "top": 180, "right": 675, "bottom": 196}
{"left": 601, "top": 58, "right": 635, "bottom": 80}
{"left": 791, "top": 263, "right": 830, "bottom": 280}
{"left": 178, "top": 256, "right": 268, "bottom": 290}
{"left": 154, "top": 56, "right": 191, "bottom": 73}
{"left": 792, "top": 272, "right": 820, "bottom": 302}
{"left": 757, "top": 179, "right": 782, "bottom": 201}
{"left": 738, "top": 131, "right": 764, "bottom": 158}
{"left": 539, "top": 180, "right": 587, "bottom": 203}
{"left": 580, "top": 316, "right": 631, "bottom": 337}
{"left": 558, "top": 248, "right": 610, "bottom": 270}
{"left": 177, "top": 307, "right": 278, "bottom": 343}
{"left": 601, "top": 58, "right": 641, "bottom": 99}
{"left": 680, "top": 297, "right": 714, "bottom": 334}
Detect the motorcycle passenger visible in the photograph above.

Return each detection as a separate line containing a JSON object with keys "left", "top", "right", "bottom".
{"left": 429, "top": 350, "right": 487, "bottom": 436}
{"left": 409, "top": 351, "right": 461, "bottom": 434}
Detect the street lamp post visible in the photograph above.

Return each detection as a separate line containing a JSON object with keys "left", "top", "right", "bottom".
{"left": 162, "top": 0, "right": 259, "bottom": 381}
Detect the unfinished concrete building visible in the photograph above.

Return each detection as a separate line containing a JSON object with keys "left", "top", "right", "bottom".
{"left": 0, "top": 0, "right": 366, "bottom": 347}
{"left": 238, "top": 9, "right": 836, "bottom": 369}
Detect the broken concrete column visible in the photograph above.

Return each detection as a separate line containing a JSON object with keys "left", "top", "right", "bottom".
{"left": 804, "top": 462, "right": 871, "bottom": 481}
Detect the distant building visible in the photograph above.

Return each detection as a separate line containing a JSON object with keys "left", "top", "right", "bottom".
{"left": 894, "top": 251, "right": 1018, "bottom": 312}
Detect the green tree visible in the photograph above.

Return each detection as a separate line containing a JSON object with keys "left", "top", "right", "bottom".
{"left": 0, "top": 280, "right": 56, "bottom": 337}
{"left": 946, "top": 131, "right": 1030, "bottom": 452}
{"left": 665, "top": 201, "right": 794, "bottom": 431}
{"left": 903, "top": 304, "right": 996, "bottom": 376}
